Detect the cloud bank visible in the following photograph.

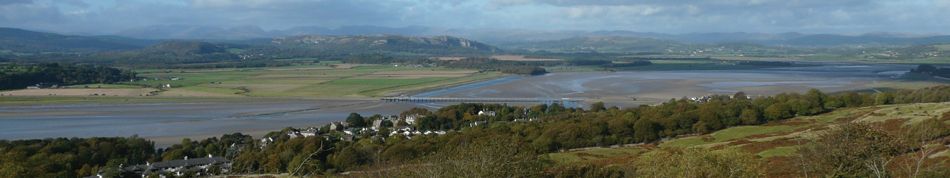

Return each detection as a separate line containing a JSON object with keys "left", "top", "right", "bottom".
{"left": 1, "top": 0, "right": 947, "bottom": 35}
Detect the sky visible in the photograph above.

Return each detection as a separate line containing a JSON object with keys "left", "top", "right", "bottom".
{"left": 1, "top": 0, "right": 948, "bottom": 35}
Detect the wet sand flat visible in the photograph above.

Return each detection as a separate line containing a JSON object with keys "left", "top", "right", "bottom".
{"left": 0, "top": 98, "right": 420, "bottom": 142}
{"left": 433, "top": 71, "right": 876, "bottom": 100}
{"left": 1, "top": 62, "right": 936, "bottom": 146}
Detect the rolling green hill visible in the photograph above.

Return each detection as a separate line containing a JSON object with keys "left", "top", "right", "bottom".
{"left": 0, "top": 28, "right": 144, "bottom": 53}
{"left": 270, "top": 34, "right": 499, "bottom": 56}
{"left": 144, "top": 41, "right": 226, "bottom": 55}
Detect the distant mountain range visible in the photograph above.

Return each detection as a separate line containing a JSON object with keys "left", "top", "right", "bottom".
{"left": 112, "top": 25, "right": 950, "bottom": 46}
{"left": 0, "top": 27, "right": 499, "bottom": 55}
{"left": 5, "top": 26, "right": 950, "bottom": 55}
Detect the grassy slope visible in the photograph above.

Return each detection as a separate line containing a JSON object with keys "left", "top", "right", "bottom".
{"left": 550, "top": 102, "right": 950, "bottom": 176}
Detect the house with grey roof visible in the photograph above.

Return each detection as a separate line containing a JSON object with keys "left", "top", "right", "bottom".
{"left": 95, "top": 155, "right": 230, "bottom": 178}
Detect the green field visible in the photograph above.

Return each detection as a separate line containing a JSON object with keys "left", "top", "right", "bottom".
{"left": 934, "top": 44, "right": 950, "bottom": 51}
{"left": 1, "top": 62, "right": 496, "bottom": 99}
{"left": 118, "top": 63, "right": 494, "bottom": 97}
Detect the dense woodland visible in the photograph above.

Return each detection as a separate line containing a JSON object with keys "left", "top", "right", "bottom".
{"left": 910, "top": 64, "right": 950, "bottom": 78}
{"left": 434, "top": 57, "right": 551, "bottom": 75}
{"left": 735, "top": 60, "right": 794, "bottom": 67}
{"left": 4, "top": 86, "right": 950, "bottom": 177}
{"left": 0, "top": 63, "right": 136, "bottom": 90}
{"left": 0, "top": 134, "right": 253, "bottom": 178}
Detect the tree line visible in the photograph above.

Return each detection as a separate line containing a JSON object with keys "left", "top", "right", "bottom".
{"left": 0, "top": 133, "right": 253, "bottom": 177}
{"left": 910, "top": 64, "right": 950, "bottom": 78}
{"left": 0, "top": 63, "right": 136, "bottom": 90}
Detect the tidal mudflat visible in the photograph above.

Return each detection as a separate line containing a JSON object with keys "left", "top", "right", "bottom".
{"left": 422, "top": 62, "right": 922, "bottom": 107}
{"left": 1, "top": 62, "right": 938, "bottom": 147}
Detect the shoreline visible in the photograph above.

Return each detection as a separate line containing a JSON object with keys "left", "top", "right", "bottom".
{"left": 390, "top": 73, "right": 513, "bottom": 97}
{"left": 227, "top": 100, "right": 381, "bottom": 118}
{"left": 0, "top": 95, "right": 382, "bottom": 106}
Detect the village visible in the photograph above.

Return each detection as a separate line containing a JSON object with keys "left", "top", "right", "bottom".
{"left": 260, "top": 109, "right": 543, "bottom": 147}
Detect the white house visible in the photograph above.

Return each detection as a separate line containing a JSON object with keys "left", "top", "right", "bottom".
{"left": 478, "top": 110, "right": 496, "bottom": 117}
{"left": 301, "top": 127, "right": 318, "bottom": 137}
{"left": 111, "top": 156, "right": 230, "bottom": 178}
{"left": 470, "top": 121, "right": 487, "bottom": 127}
{"left": 404, "top": 114, "right": 422, "bottom": 125}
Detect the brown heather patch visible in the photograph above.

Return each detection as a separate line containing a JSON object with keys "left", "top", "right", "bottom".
{"left": 700, "top": 135, "right": 715, "bottom": 142}
{"left": 762, "top": 119, "right": 812, "bottom": 127}
{"left": 835, "top": 116, "right": 855, "bottom": 123}
{"left": 710, "top": 139, "right": 754, "bottom": 151}
{"left": 876, "top": 118, "right": 910, "bottom": 132}
{"left": 811, "top": 125, "right": 831, "bottom": 133}
{"left": 888, "top": 144, "right": 950, "bottom": 178}
{"left": 639, "top": 144, "right": 660, "bottom": 150}
{"left": 764, "top": 156, "right": 804, "bottom": 178}
{"left": 739, "top": 137, "right": 803, "bottom": 154}
{"left": 584, "top": 155, "right": 639, "bottom": 166}
{"left": 940, "top": 111, "right": 950, "bottom": 122}
{"left": 553, "top": 154, "right": 637, "bottom": 169}
{"left": 727, "top": 139, "right": 755, "bottom": 147}
{"left": 744, "top": 127, "right": 813, "bottom": 140}
{"left": 672, "top": 134, "right": 700, "bottom": 139}
{"left": 576, "top": 152, "right": 607, "bottom": 159}
{"left": 552, "top": 146, "right": 654, "bottom": 167}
